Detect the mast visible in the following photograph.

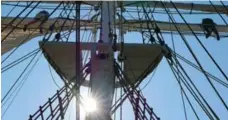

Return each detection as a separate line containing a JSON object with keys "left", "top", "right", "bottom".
{"left": 75, "top": 2, "right": 81, "bottom": 120}
{"left": 88, "top": 1, "right": 115, "bottom": 120}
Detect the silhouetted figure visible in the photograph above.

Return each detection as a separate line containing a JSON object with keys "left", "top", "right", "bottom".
{"left": 201, "top": 18, "right": 220, "bottom": 41}
{"left": 23, "top": 10, "right": 49, "bottom": 34}
{"left": 55, "top": 33, "right": 61, "bottom": 41}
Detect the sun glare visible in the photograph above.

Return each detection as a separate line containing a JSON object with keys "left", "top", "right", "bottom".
{"left": 84, "top": 97, "right": 97, "bottom": 113}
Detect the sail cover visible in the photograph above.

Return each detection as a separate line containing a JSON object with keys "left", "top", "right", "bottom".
{"left": 2, "top": 17, "right": 227, "bottom": 55}
{"left": 40, "top": 42, "right": 163, "bottom": 86}
{"left": 27, "top": 1, "right": 228, "bottom": 14}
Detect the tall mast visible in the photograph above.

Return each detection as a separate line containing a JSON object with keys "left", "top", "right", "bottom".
{"left": 88, "top": 1, "right": 115, "bottom": 120}
{"left": 101, "top": 1, "right": 114, "bottom": 43}
{"left": 75, "top": 2, "right": 81, "bottom": 120}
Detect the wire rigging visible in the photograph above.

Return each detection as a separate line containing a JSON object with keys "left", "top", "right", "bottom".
{"left": 139, "top": 66, "right": 157, "bottom": 91}
{"left": 2, "top": 2, "right": 40, "bottom": 43}
{"left": 161, "top": 2, "right": 223, "bottom": 119}
{"left": 174, "top": 52, "right": 228, "bottom": 88}
{"left": 2, "top": 1, "right": 20, "bottom": 22}
{"left": 209, "top": 1, "right": 228, "bottom": 27}
{"left": 2, "top": 48, "right": 40, "bottom": 73}
{"left": 1, "top": 2, "right": 64, "bottom": 64}
{"left": 1, "top": 1, "right": 34, "bottom": 33}
{"left": 49, "top": 64, "right": 61, "bottom": 89}
{"left": 2, "top": 1, "right": 66, "bottom": 70}
{"left": 167, "top": 59, "right": 200, "bottom": 120}
{"left": 2, "top": 53, "right": 42, "bottom": 118}
{"left": 170, "top": 60, "right": 216, "bottom": 119}
{"left": 1, "top": 50, "right": 41, "bottom": 103}
{"left": 171, "top": 1, "right": 228, "bottom": 83}
{"left": 167, "top": 8, "right": 188, "bottom": 120}
{"left": 1, "top": 1, "right": 65, "bottom": 104}
{"left": 163, "top": 1, "right": 228, "bottom": 111}
{"left": 2, "top": 2, "right": 84, "bottom": 118}
{"left": 220, "top": 1, "right": 228, "bottom": 13}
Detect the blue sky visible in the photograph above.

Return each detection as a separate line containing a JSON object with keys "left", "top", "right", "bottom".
{"left": 1, "top": 1, "right": 228, "bottom": 120}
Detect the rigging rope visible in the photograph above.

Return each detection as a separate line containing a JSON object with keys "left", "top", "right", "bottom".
{"left": 2, "top": 1, "right": 20, "bottom": 23}
{"left": 1, "top": 1, "right": 34, "bottom": 33}
{"left": 170, "top": 60, "right": 215, "bottom": 119}
{"left": 161, "top": 2, "right": 222, "bottom": 119}
{"left": 163, "top": 1, "right": 228, "bottom": 111}
{"left": 111, "top": 54, "right": 162, "bottom": 115}
{"left": 49, "top": 64, "right": 61, "bottom": 89}
{"left": 1, "top": 50, "right": 41, "bottom": 103}
{"left": 139, "top": 66, "right": 157, "bottom": 91}
{"left": 174, "top": 58, "right": 220, "bottom": 119}
{"left": 220, "top": 1, "right": 228, "bottom": 14}
{"left": 2, "top": 1, "right": 69, "bottom": 72}
{"left": 2, "top": 53, "right": 42, "bottom": 118}
{"left": 136, "top": 5, "right": 146, "bottom": 44}
{"left": 171, "top": 1, "right": 228, "bottom": 82}
{"left": 1, "top": 3, "right": 41, "bottom": 64}
{"left": 168, "top": 9, "right": 189, "bottom": 120}
{"left": 1, "top": 2, "right": 40, "bottom": 43}
{"left": 1, "top": 1, "right": 65, "bottom": 104}
{"left": 174, "top": 52, "right": 228, "bottom": 88}
{"left": 181, "top": 89, "right": 188, "bottom": 120}
{"left": 2, "top": 48, "right": 40, "bottom": 73}
{"left": 167, "top": 59, "right": 200, "bottom": 120}
{"left": 209, "top": 1, "right": 228, "bottom": 27}
{"left": 140, "top": 3, "right": 159, "bottom": 44}
{"left": 1, "top": 2, "right": 63, "bottom": 64}
{"left": 146, "top": 2, "right": 166, "bottom": 43}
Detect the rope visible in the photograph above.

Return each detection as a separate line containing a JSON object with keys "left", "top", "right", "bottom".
{"left": 171, "top": 1, "right": 228, "bottom": 82}
{"left": 111, "top": 53, "right": 163, "bottom": 114}
{"left": 1, "top": 2, "right": 63, "bottom": 64}
{"left": 181, "top": 89, "right": 188, "bottom": 120}
{"left": 209, "top": 1, "right": 228, "bottom": 26}
{"left": 136, "top": 5, "right": 146, "bottom": 44}
{"left": 49, "top": 64, "right": 61, "bottom": 89}
{"left": 161, "top": 2, "right": 221, "bottom": 119}
{"left": 1, "top": 1, "right": 33, "bottom": 32}
{"left": 145, "top": 2, "right": 166, "bottom": 43}
{"left": 140, "top": 3, "right": 159, "bottom": 44}
{"left": 174, "top": 52, "right": 228, "bottom": 88}
{"left": 2, "top": 1, "right": 65, "bottom": 104}
{"left": 174, "top": 58, "right": 220, "bottom": 119}
{"left": 220, "top": 1, "right": 228, "bottom": 14}
{"left": 1, "top": 50, "right": 41, "bottom": 103}
{"left": 139, "top": 66, "right": 157, "bottom": 91}
{"left": 2, "top": 48, "right": 40, "bottom": 73}
{"left": 2, "top": 2, "right": 94, "bottom": 11}
{"left": 163, "top": 1, "right": 228, "bottom": 111}
{"left": 167, "top": 60, "right": 200, "bottom": 120}
{"left": 168, "top": 11, "right": 189, "bottom": 120}
{"left": 2, "top": 1, "right": 20, "bottom": 22}
{"left": 170, "top": 61, "right": 215, "bottom": 119}
{"left": 1, "top": 53, "right": 42, "bottom": 118}
{"left": 2, "top": 2, "right": 40, "bottom": 43}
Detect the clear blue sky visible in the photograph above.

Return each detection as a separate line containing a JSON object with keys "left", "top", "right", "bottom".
{"left": 1, "top": 1, "right": 228, "bottom": 120}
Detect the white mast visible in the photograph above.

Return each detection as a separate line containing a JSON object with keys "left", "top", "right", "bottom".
{"left": 89, "top": 1, "right": 115, "bottom": 120}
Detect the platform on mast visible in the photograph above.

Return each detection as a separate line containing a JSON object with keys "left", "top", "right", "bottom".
{"left": 40, "top": 41, "right": 163, "bottom": 86}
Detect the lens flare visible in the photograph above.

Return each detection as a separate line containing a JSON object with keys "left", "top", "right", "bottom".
{"left": 84, "top": 97, "right": 97, "bottom": 113}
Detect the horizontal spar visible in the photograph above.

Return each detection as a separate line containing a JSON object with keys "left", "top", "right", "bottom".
{"left": 3, "top": 1, "right": 226, "bottom": 14}
{"left": 2, "top": 17, "right": 228, "bottom": 33}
